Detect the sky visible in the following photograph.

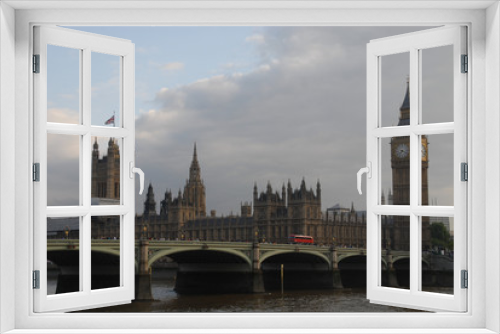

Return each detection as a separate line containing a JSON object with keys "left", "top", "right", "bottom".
{"left": 46, "top": 26, "right": 455, "bottom": 215}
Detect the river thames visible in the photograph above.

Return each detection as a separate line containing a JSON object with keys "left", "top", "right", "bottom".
{"left": 76, "top": 269, "right": 423, "bottom": 313}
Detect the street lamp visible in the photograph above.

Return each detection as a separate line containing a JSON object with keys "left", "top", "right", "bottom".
{"left": 142, "top": 224, "right": 148, "bottom": 240}
{"left": 64, "top": 225, "right": 70, "bottom": 240}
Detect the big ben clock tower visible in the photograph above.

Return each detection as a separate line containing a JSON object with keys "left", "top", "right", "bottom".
{"left": 390, "top": 81, "right": 430, "bottom": 250}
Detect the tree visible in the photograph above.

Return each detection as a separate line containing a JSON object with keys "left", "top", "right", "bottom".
{"left": 430, "top": 222, "right": 452, "bottom": 251}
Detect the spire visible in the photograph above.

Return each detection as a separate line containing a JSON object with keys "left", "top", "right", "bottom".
{"left": 93, "top": 137, "right": 99, "bottom": 150}
{"left": 398, "top": 78, "right": 410, "bottom": 126}
{"left": 316, "top": 180, "right": 321, "bottom": 201}
{"left": 189, "top": 142, "right": 201, "bottom": 182}
{"left": 351, "top": 201, "right": 355, "bottom": 213}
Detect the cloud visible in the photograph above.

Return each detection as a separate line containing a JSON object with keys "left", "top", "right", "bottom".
{"left": 161, "top": 62, "right": 185, "bottom": 71}
{"left": 246, "top": 34, "right": 265, "bottom": 44}
{"left": 135, "top": 27, "right": 371, "bottom": 214}
{"left": 130, "top": 26, "right": 450, "bottom": 215}
{"left": 47, "top": 108, "right": 79, "bottom": 124}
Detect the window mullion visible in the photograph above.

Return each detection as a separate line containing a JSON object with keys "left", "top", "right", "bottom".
{"left": 81, "top": 47, "right": 92, "bottom": 294}
{"left": 409, "top": 47, "right": 420, "bottom": 294}
{"left": 82, "top": 214, "right": 91, "bottom": 293}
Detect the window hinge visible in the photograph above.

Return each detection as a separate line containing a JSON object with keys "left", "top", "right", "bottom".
{"left": 33, "top": 270, "right": 40, "bottom": 289}
{"left": 461, "top": 270, "right": 468, "bottom": 289}
{"left": 33, "top": 54, "right": 40, "bottom": 73}
{"left": 33, "top": 163, "right": 40, "bottom": 182}
{"left": 461, "top": 54, "right": 468, "bottom": 73}
{"left": 461, "top": 162, "right": 468, "bottom": 182}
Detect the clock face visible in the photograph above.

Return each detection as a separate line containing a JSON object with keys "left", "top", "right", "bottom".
{"left": 421, "top": 144, "right": 427, "bottom": 158}
{"left": 396, "top": 144, "right": 409, "bottom": 158}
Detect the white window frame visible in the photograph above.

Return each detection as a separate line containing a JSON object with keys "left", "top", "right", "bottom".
{"left": 33, "top": 25, "right": 136, "bottom": 312}
{"left": 1, "top": 1, "right": 499, "bottom": 333}
{"left": 366, "top": 26, "right": 468, "bottom": 312}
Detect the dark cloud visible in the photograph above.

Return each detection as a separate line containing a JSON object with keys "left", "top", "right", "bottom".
{"left": 134, "top": 26, "right": 451, "bottom": 215}
{"left": 44, "top": 26, "right": 454, "bottom": 215}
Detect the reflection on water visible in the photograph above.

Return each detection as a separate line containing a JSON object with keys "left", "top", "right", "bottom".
{"left": 79, "top": 269, "right": 423, "bottom": 313}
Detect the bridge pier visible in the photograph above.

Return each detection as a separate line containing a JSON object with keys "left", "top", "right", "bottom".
{"left": 385, "top": 248, "right": 399, "bottom": 288}
{"left": 252, "top": 241, "right": 265, "bottom": 293}
{"left": 135, "top": 240, "right": 154, "bottom": 300}
{"left": 331, "top": 247, "right": 343, "bottom": 289}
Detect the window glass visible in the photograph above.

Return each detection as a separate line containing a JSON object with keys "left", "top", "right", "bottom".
{"left": 47, "top": 45, "right": 80, "bottom": 124}
{"left": 381, "top": 52, "right": 410, "bottom": 127}
{"left": 421, "top": 45, "right": 454, "bottom": 124}
{"left": 47, "top": 134, "right": 80, "bottom": 206}
{"left": 422, "top": 134, "right": 454, "bottom": 206}
{"left": 91, "top": 52, "right": 121, "bottom": 127}
{"left": 421, "top": 216, "right": 454, "bottom": 294}
{"left": 91, "top": 137, "right": 121, "bottom": 205}
{"left": 47, "top": 217, "right": 81, "bottom": 294}
{"left": 91, "top": 215, "right": 121, "bottom": 290}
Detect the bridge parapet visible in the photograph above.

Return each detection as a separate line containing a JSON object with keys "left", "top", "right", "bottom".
{"left": 47, "top": 240, "right": 410, "bottom": 272}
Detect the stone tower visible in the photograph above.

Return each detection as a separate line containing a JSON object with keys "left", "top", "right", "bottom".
{"left": 143, "top": 183, "right": 157, "bottom": 218}
{"left": 184, "top": 143, "right": 206, "bottom": 218}
{"left": 253, "top": 179, "right": 322, "bottom": 244}
{"left": 91, "top": 137, "right": 120, "bottom": 201}
{"left": 158, "top": 143, "right": 207, "bottom": 239}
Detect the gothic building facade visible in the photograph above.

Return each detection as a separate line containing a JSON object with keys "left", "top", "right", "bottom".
{"left": 251, "top": 179, "right": 323, "bottom": 244}
{"left": 135, "top": 144, "right": 335, "bottom": 244}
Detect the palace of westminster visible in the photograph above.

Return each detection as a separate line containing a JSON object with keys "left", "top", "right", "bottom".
{"left": 90, "top": 84, "right": 432, "bottom": 251}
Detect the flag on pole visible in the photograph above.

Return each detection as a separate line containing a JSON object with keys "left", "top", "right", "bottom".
{"left": 105, "top": 115, "right": 115, "bottom": 125}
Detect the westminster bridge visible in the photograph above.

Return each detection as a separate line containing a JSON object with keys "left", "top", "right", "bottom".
{"left": 47, "top": 240, "right": 450, "bottom": 299}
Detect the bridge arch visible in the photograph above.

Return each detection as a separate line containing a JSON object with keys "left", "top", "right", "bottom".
{"left": 88, "top": 247, "right": 121, "bottom": 258}
{"left": 148, "top": 247, "right": 252, "bottom": 268}
{"left": 393, "top": 256, "right": 410, "bottom": 266}
{"left": 47, "top": 248, "right": 121, "bottom": 265}
{"left": 259, "top": 250, "right": 331, "bottom": 268}
{"left": 392, "top": 256, "right": 430, "bottom": 268}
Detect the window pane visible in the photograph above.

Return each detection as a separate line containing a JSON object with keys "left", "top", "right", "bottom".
{"left": 47, "top": 217, "right": 80, "bottom": 294}
{"left": 422, "top": 134, "right": 454, "bottom": 206}
{"left": 91, "top": 216, "right": 121, "bottom": 290}
{"left": 421, "top": 45, "right": 454, "bottom": 124}
{"left": 381, "top": 137, "right": 410, "bottom": 205}
{"left": 381, "top": 215, "right": 410, "bottom": 289}
{"left": 91, "top": 137, "right": 121, "bottom": 205}
{"left": 381, "top": 52, "right": 410, "bottom": 128}
{"left": 47, "top": 45, "right": 80, "bottom": 124}
{"left": 422, "top": 216, "right": 453, "bottom": 294}
{"left": 47, "top": 134, "right": 79, "bottom": 206}
{"left": 91, "top": 52, "right": 121, "bottom": 127}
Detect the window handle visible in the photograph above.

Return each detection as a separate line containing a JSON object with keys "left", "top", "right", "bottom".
{"left": 129, "top": 162, "right": 145, "bottom": 195}
{"left": 357, "top": 162, "right": 372, "bottom": 195}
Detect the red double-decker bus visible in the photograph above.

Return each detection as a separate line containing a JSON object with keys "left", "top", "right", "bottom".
{"left": 288, "top": 234, "right": 314, "bottom": 245}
